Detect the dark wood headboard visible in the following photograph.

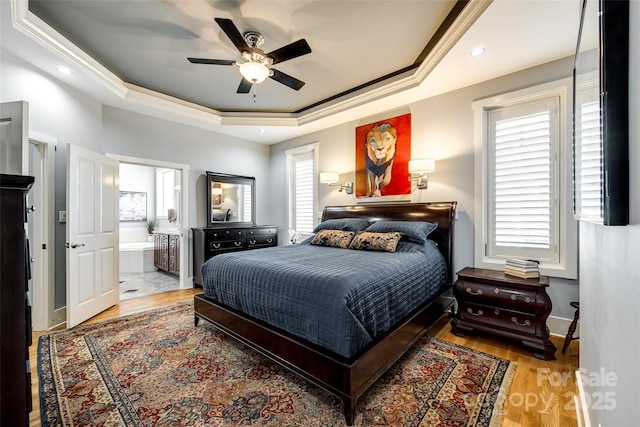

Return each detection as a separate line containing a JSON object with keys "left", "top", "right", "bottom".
{"left": 321, "top": 202, "right": 457, "bottom": 284}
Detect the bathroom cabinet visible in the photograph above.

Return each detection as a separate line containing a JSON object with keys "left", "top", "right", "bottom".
{"left": 154, "top": 232, "right": 180, "bottom": 276}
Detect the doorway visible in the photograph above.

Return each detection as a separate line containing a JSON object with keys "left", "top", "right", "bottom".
{"left": 27, "top": 132, "right": 63, "bottom": 331}
{"left": 110, "top": 154, "right": 190, "bottom": 300}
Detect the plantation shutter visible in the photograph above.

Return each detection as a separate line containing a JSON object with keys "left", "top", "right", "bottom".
{"left": 292, "top": 151, "right": 315, "bottom": 234}
{"left": 574, "top": 95, "right": 602, "bottom": 221}
{"left": 242, "top": 183, "right": 252, "bottom": 222}
{"left": 487, "top": 97, "right": 559, "bottom": 261}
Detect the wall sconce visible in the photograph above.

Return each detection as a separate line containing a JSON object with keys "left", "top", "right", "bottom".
{"left": 408, "top": 158, "right": 435, "bottom": 189}
{"left": 320, "top": 172, "right": 353, "bottom": 194}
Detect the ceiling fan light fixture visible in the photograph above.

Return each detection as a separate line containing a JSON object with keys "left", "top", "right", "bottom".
{"left": 239, "top": 61, "right": 270, "bottom": 83}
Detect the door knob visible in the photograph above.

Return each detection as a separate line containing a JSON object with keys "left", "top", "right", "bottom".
{"left": 65, "top": 242, "right": 85, "bottom": 248}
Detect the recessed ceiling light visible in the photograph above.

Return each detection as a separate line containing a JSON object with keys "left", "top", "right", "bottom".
{"left": 257, "top": 129, "right": 267, "bottom": 134}
{"left": 57, "top": 66, "right": 73, "bottom": 75}
{"left": 469, "top": 47, "right": 486, "bottom": 57}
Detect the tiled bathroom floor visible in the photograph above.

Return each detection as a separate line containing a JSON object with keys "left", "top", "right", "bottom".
{"left": 119, "top": 271, "right": 180, "bottom": 300}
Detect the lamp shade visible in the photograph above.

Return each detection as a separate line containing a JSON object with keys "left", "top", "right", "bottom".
{"left": 239, "top": 61, "right": 270, "bottom": 83}
{"left": 319, "top": 172, "right": 339, "bottom": 184}
{"left": 408, "top": 158, "right": 436, "bottom": 173}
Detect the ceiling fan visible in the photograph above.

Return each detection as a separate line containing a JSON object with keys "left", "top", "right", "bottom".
{"left": 188, "top": 18, "right": 312, "bottom": 93}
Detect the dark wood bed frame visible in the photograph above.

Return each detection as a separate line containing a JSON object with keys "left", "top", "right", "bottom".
{"left": 194, "top": 201, "right": 457, "bottom": 425}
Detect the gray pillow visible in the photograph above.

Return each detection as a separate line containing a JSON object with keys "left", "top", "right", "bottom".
{"left": 365, "top": 220, "right": 438, "bottom": 243}
{"left": 313, "top": 218, "right": 371, "bottom": 233}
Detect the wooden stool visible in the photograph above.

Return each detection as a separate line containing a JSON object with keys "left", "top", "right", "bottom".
{"left": 561, "top": 301, "right": 579, "bottom": 354}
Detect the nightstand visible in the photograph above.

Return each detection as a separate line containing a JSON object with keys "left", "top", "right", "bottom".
{"left": 450, "top": 267, "right": 557, "bottom": 360}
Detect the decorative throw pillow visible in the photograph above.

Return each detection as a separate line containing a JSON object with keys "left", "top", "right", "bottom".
{"left": 365, "top": 220, "right": 438, "bottom": 243}
{"left": 313, "top": 218, "right": 371, "bottom": 233}
{"left": 310, "top": 230, "right": 356, "bottom": 248}
{"left": 348, "top": 231, "right": 403, "bottom": 252}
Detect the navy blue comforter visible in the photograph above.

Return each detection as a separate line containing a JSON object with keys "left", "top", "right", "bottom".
{"left": 201, "top": 240, "right": 447, "bottom": 358}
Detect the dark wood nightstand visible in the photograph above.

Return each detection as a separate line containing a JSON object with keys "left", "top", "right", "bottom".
{"left": 450, "top": 267, "right": 557, "bottom": 360}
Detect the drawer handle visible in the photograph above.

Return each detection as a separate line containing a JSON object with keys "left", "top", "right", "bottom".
{"left": 212, "top": 243, "right": 221, "bottom": 249}
{"left": 494, "top": 288, "right": 500, "bottom": 294}
{"left": 511, "top": 294, "right": 532, "bottom": 303}
{"left": 466, "top": 288, "right": 483, "bottom": 296}
{"left": 466, "top": 308, "right": 484, "bottom": 317}
{"left": 511, "top": 317, "right": 531, "bottom": 327}
{"left": 234, "top": 241, "right": 242, "bottom": 247}
{"left": 266, "top": 238, "right": 273, "bottom": 243}
{"left": 249, "top": 239, "right": 256, "bottom": 244}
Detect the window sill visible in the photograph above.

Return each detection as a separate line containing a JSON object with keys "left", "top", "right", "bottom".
{"left": 476, "top": 257, "right": 577, "bottom": 280}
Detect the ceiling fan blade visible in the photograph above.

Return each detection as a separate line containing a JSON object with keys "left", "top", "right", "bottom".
{"left": 269, "top": 68, "right": 305, "bottom": 91}
{"left": 214, "top": 17, "right": 250, "bottom": 53}
{"left": 237, "top": 78, "right": 253, "bottom": 94}
{"left": 188, "top": 57, "right": 235, "bottom": 66}
{"left": 267, "top": 39, "right": 311, "bottom": 65}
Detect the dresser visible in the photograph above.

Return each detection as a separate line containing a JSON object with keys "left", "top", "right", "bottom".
{"left": 0, "top": 174, "right": 35, "bottom": 426}
{"left": 192, "top": 225, "right": 278, "bottom": 286}
{"left": 154, "top": 232, "right": 180, "bottom": 276}
{"left": 450, "top": 267, "right": 557, "bottom": 360}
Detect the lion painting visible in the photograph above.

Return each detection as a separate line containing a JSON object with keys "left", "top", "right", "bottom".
{"left": 364, "top": 123, "right": 397, "bottom": 197}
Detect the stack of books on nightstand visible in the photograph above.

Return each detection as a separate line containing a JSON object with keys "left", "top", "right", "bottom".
{"left": 504, "top": 259, "right": 539, "bottom": 279}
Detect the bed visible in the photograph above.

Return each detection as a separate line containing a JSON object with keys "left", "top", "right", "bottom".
{"left": 194, "top": 201, "right": 456, "bottom": 425}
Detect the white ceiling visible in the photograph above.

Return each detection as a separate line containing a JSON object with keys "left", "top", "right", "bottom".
{"left": 1, "top": 0, "right": 580, "bottom": 144}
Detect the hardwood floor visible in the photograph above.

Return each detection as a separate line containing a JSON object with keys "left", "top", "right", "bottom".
{"left": 29, "top": 289, "right": 579, "bottom": 426}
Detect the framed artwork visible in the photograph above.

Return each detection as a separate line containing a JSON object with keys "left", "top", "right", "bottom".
{"left": 355, "top": 113, "right": 411, "bottom": 202}
{"left": 119, "top": 191, "right": 147, "bottom": 222}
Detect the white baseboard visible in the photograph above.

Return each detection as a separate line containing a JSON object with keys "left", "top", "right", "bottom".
{"left": 547, "top": 315, "right": 579, "bottom": 338}
{"left": 575, "top": 369, "right": 591, "bottom": 427}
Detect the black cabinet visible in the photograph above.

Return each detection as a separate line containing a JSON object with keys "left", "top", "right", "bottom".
{"left": 192, "top": 225, "right": 277, "bottom": 286}
{"left": 0, "top": 174, "right": 35, "bottom": 427}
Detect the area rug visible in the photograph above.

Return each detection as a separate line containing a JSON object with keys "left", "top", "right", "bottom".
{"left": 38, "top": 302, "right": 516, "bottom": 426}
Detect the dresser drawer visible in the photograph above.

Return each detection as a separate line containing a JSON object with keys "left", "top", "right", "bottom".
{"left": 460, "top": 302, "right": 537, "bottom": 335}
{"left": 247, "top": 235, "right": 276, "bottom": 247}
{"left": 246, "top": 227, "right": 277, "bottom": 237}
{"left": 455, "top": 280, "right": 538, "bottom": 312}
{"left": 207, "top": 229, "right": 245, "bottom": 241}
{"left": 209, "top": 240, "right": 244, "bottom": 251}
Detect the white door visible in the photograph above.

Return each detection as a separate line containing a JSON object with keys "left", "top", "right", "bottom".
{"left": 66, "top": 144, "right": 119, "bottom": 327}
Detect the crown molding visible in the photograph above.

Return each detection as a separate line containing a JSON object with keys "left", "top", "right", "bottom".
{"left": 9, "top": 0, "right": 490, "bottom": 135}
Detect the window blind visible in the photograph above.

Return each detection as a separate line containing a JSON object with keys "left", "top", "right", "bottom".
{"left": 487, "top": 97, "right": 559, "bottom": 260}
{"left": 575, "top": 100, "right": 602, "bottom": 220}
{"left": 293, "top": 155, "right": 315, "bottom": 234}
{"left": 242, "top": 183, "right": 252, "bottom": 222}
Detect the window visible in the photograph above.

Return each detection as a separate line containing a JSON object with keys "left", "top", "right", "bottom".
{"left": 573, "top": 84, "right": 602, "bottom": 221}
{"left": 473, "top": 80, "right": 577, "bottom": 279}
{"left": 286, "top": 144, "right": 318, "bottom": 238}
{"left": 241, "top": 183, "right": 253, "bottom": 222}
{"left": 156, "top": 168, "right": 176, "bottom": 218}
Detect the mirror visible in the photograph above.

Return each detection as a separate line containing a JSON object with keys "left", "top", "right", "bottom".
{"left": 206, "top": 172, "right": 256, "bottom": 226}
{"left": 572, "top": 0, "right": 628, "bottom": 225}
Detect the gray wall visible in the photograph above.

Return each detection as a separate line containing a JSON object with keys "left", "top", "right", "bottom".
{"left": 270, "top": 56, "right": 580, "bottom": 324}
{"left": 577, "top": 2, "right": 640, "bottom": 424}
{"left": 101, "top": 106, "right": 271, "bottom": 229}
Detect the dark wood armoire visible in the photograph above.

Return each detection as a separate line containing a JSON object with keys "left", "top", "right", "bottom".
{"left": 0, "top": 174, "right": 35, "bottom": 426}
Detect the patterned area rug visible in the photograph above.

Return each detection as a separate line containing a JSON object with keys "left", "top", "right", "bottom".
{"left": 38, "top": 302, "right": 516, "bottom": 426}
